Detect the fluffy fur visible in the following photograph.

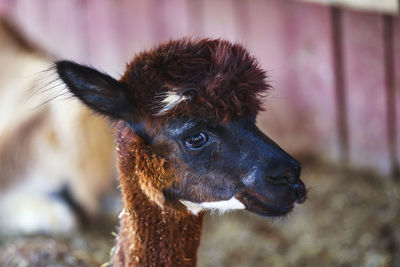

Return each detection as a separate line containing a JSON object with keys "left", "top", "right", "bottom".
{"left": 121, "top": 38, "right": 271, "bottom": 121}
{"left": 114, "top": 122, "right": 203, "bottom": 267}
{"left": 110, "top": 39, "right": 271, "bottom": 266}
{"left": 55, "top": 37, "right": 306, "bottom": 267}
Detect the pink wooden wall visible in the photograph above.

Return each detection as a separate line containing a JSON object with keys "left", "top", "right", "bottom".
{"left": 0, "top": 0, "right": 399, "bottom": 175}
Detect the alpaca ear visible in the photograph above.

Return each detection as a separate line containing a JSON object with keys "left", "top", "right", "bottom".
{"left": 55, "top": 60, "right": 133, "bottom": 120}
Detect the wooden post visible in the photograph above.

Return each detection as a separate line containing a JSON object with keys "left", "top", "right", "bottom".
{"left": 383, "top": 15, "right": 399, "bottom": 178}
{"left": 331, "top": 7, "right": 349, "bottom": 165}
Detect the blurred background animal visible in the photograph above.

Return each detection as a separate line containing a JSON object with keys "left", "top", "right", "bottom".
{"left": 0, "top": 19, "right": 116, "bottom": 235}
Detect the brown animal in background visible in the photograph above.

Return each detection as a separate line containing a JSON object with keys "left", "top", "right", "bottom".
{"left": 56, "top": 38, "right": 307, "bottom": 266}
{"left": 0, "top": 19, "right": 116, "bottom": 234}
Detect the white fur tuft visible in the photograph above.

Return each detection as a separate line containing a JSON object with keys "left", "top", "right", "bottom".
{"left": 156, "top": 91, "right": 189, "bottom": 115}
{"left": 180, "top": 197, "right": 246, "bottom": 216}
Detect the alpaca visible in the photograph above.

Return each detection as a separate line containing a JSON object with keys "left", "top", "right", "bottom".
{"left": 56, "top": 38, "right": 307, "bottom": 267}
{"left": 0, "top": 19, "right": 115, "bottom": 234}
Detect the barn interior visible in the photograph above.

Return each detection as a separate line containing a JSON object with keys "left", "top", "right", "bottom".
{"left": 0, "top": 1, "right": 399, "bottom": 266}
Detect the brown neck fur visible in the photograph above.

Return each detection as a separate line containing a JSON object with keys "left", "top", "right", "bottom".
{"left": 113, "top": 122, "right": 204, "bottom": 267}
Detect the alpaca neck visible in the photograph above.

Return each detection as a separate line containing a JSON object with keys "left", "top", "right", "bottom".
{"left": 114, "top": 195, "right": 204, "bottom": 267}
{"left": 113, "top": 122, "right": 204, "bottom": 267}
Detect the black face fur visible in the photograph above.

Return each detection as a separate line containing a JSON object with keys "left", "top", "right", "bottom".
{"left": 55, "top": 39, "right": 307, "bottom": 217}
{"left": 153, "top": 116, "right": 306, "bottom": 217}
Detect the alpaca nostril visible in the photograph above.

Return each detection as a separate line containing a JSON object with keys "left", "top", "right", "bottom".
{"left": 292, "top": 183, "right": 307, "bottom": 203}
{"left": 286, "top": 175, "right": 298, "bottom": 185}
{"left": 265, "top": 174, "right": 298, "bottom": 185}
{"left": 265, "top": 176, "right": 286, "bottom": 185}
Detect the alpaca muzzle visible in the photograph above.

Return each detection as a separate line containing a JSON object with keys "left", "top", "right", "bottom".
{"left": 236, "top": 152, "right": 307, "bottom": 217}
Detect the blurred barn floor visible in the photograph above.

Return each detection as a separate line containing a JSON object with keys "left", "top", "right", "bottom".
{"left": 1, "top": 159, "right": 398, "bottom": 267}
{"left": 198, "top": 160, "right": 400, "bottom": 267}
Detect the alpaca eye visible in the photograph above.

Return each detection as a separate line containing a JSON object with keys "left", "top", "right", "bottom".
{"left": 184, "top": 132, "right": 208, "bottom": 150}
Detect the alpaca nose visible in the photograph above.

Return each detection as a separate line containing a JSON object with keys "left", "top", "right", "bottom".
{"left": 264, "top": 158, "right": 306, "bottom": 203}
{"left": 292, "top": 181, "right": 307, "bottom": 203}
{"left": 264, "top": 158, "right": 301, "bottom": 185}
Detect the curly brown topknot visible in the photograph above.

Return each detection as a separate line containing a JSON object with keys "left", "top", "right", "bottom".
{"left": 120, "top": 38, "right": 270, "bottom": 121}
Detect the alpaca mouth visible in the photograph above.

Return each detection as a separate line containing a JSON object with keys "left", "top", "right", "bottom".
{"left": 235, "top": 191, "right": 295, "bottom": 217}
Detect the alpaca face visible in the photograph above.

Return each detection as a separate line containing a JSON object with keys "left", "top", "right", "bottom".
{"left": 154, "top": 116, "right": 306, "bottom": 216}
{"left": 55, "top": 38, "right": 306, "bottom": 217}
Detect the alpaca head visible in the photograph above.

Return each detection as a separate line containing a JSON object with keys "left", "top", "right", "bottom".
{"left": 56, "top": 38, "right": 306, "bottom": 217}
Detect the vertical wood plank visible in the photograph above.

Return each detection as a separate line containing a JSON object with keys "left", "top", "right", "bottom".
{"left": 163, "top": 0, "right": 189, "bottom": 39}
{"left": 331, "top": 7, "right": 349, "bottom": 163}
{"left": 342, "top": 10, "right": 389, "bottom": 173}
{"left": 185, "top": 0, "right": 205, "bottom": 37}
{"left": 12, "top": 0, "right": 49, "bottom": 48}
{"left": 85, "top": 0, "right": 122, "bottom": 74}
{"left": 202, "top": 0, "right": 236, "bottom": 41}
{"left": 45, "top": 0, "right": 89, "bottom": 61}
{"left": 146, "top": 0, "right": 168, "bottom": 43}
{"left": 245, "top": 0, "right": 288, "bottom": 70}
{"left": 120, "top": 0, "right": 153, "bottom": 59}
{"left": 255, "top": 1, "right": 337, "bottom": 159}
{"left": 247, "top": 0, "right": 300, "bottom": 151}
{"left": 383, "top": 15, "right": 399, "bottom": 176}
{"left": 0, "top": 0, "right": 15, "bottom": 16}
{"left": 393, "top": 16, "right": 400, "bottom": 176}
{"left": 232, "top": 0, "right": 250, "bottom": 41}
